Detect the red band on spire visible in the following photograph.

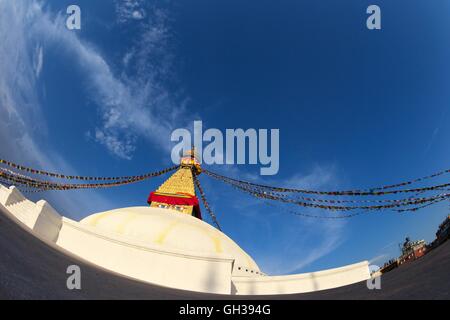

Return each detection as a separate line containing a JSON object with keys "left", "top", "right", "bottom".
{"left": 148, "top": 192, "right": 202, "bottom": 219}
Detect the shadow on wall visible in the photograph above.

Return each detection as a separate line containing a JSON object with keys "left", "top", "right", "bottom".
{"left": 204, "top": 253, "right": 229, "bottom": 294}
{"left": 33, "top": 200, "right": 63, "bottom": 243}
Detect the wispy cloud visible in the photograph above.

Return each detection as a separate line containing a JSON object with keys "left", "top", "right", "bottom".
{"left": 115, "top": 0, "right": 147, "bottom": 23}
{"left": 424, "top": 127, "right": 439, "bottom": 155}
{"left": 368, "top": 241, "right": 398, "bottom": 266}
{"left": 283, "top": 220, "right": 346, "bottom": 273}
{"left": 87, "top": 1, "right": 188, "bottom": 158}
{"left": 282, "top": 165, "right": 339, "bottom": 190}
{"left": 369, "top": 254, "right": 389, "bottom": 265}
{"left": 0, "top": 1, "right": 135, "bottom": 217}
{"left": 266, "top": 165, "right": 348, "bottom": 274}
{"left": 2, "top": 0, "right": 188, "bottom": 162}
{"left": 33, "top": 45, "right": 44, "bottom": 78}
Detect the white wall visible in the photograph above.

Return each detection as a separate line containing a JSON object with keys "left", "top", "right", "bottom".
{"left": 231, "top": 261, "right": 370, "bottom": 295}
{"left": 0, "top": 185, "right": 62, "bottom": 242}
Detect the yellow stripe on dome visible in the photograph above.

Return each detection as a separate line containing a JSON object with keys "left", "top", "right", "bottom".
{"left": 154, "top": 221, "right": 179, "bottom": 245}
{"left": 115, "top": 212, "right": 139, "bottom": 234}
{"left": 211, "top": 235, "right": 223, "bottom": 253}
{"left": 86, "top": 210, "right": 115, "bottom": 227}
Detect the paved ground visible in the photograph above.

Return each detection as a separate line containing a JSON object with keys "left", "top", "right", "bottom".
{"left": 1, "top": 207, "right": 449, "bottom": 299}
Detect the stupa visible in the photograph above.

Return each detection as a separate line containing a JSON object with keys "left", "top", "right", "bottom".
{"left": 0, "top": 150, "right": 370, "bottom": 295}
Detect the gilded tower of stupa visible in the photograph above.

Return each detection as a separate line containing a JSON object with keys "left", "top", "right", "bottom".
{"left": 147, "top": 149, "right": 202, "bottom": 219}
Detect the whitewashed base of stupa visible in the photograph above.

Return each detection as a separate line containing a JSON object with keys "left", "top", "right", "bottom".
{"left": 0, "top": 184, "right": 370, "bottom": 295}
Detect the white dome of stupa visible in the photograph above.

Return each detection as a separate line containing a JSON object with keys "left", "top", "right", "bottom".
{"left": 80, "top": 206, "right": 262, "bottom": 276}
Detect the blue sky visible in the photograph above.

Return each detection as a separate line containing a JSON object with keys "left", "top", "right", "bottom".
{"left": 1, "top": 0, "right": 450, "bottom": 275}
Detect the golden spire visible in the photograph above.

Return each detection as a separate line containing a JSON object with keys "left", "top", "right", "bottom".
{"left": 180, "top": 146, "right": 202, "bottom": 175}
{"left": 147, "top": 148, "right": 202, "bottom": 218}
{"left": 154, "top": 167, "right": 195, "bottom": 196}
